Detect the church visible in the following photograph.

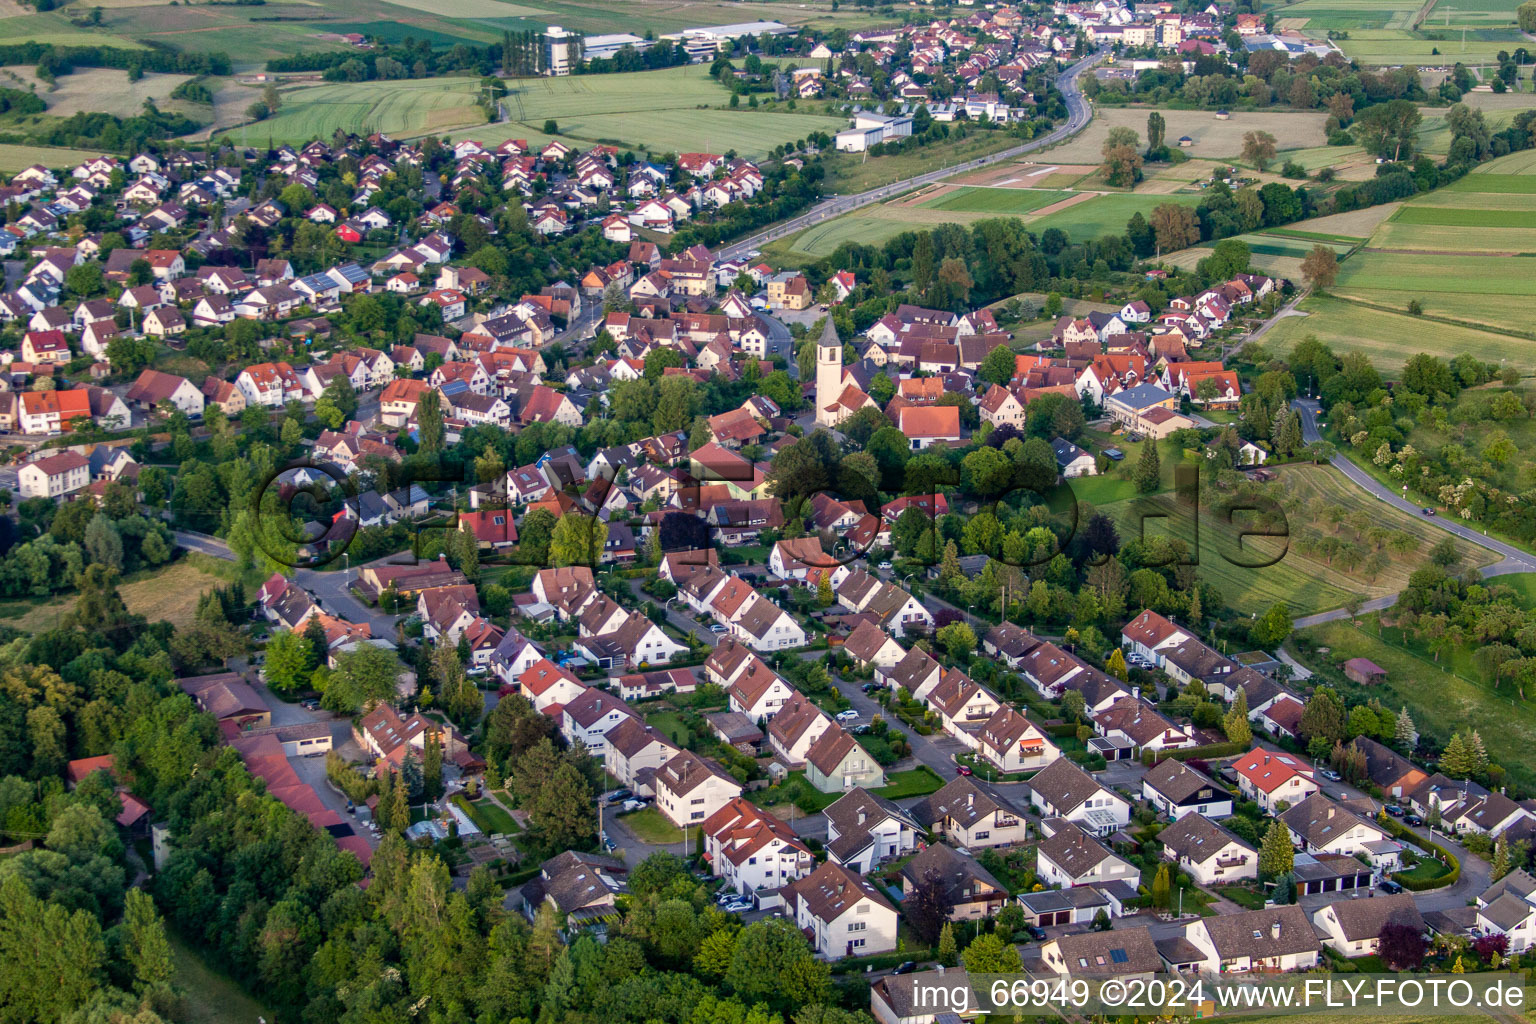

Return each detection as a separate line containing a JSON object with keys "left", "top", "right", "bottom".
{"left": 814, "top": 318, "right": 876, "bottom": 428}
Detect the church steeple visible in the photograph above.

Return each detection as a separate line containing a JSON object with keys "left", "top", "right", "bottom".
{"left": 815, "top": 316, "right": 842, "bottom": 428}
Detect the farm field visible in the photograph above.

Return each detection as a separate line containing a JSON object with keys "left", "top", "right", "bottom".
{"left": 1274, "top": 0, "right": 1421, "bottom": 32}
{"left": 254, "top": 78, "right": 490, "bottom": 144}
{"left": 456, "top": 64, "right": 846, "bottom": 159}
{"left": 0, "top": 10, "right": 147, "bottom": 47}
{"left": 1335, "top": 30, "right": 1524, "bottom": 64}
{"left": 764, "top": 212, "right": 914, "bottom": 263}
{"left": 1165, "top": 226, "right": 1358, "bottom": 276}
{"left": 1041, "top": 106, "right": 1327, "bottom": 164}
{"left": 0, "top": 141, "right": 103, "bottom": 172}
{"left": 0, "top": 66, "right": 195, "bottom": 119}
{"left": 1267, "top": 294, "right": 1529, "bottom": 369}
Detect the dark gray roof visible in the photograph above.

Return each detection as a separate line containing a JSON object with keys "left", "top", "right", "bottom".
{"left": 1028, "top": 758, "right": 1108, "bottom": 816}
{"left": 1157, "top": 813, "right": 1252, "bottom": 865}
{"left": 1325, "top": 892, "right": 1424, "bottom": 942}
{"left": 911, "top": 775, "right": 1019, "bottom": 831}
{"left": 1037, "top": 819, "right": 1115, "bottom": 878}
{"left": 824, "top": 788, "right": 918, "bottom": 863}
{"left": 898, "top": 843, "right": 1006, "bottom": 904}
{"left": 1198, "top": 905, "right": 1319, "bottom": 960}
{"left": 1050, "top": 927, "right": 1162, "bottom": 976}
{"left": 1142, "top": 759, "right": 1222, "bottom": 805}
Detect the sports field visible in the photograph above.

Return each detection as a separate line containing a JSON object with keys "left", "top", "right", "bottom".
{"left": 254, "top": 78, "right": 489, "bottom": 144}
{"left": 1027, "top": 192, "right": 1202, "bottom": 243}
{"left": 920, "top": 187, "right": 1075, "bottom": 215}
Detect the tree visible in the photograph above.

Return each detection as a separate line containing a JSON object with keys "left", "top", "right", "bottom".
{"left": 1150, "top": 203, "right": 1199, "bottom": 256}
{"left": 1250, "top": 602, "right": 1292, "bottom": 647}
{"left": 1241, "top": 130, "right": 1278, "bottom": 171}
{"left": 903, "top": 867, "right": 953, "bottom": 945}
{"left": 1521, "top": 0, "right": 1536, "bottom": 32}
{"left": 1395, "top": 706, "right": 1418, "bottom": 749}
{"left": 629, "top": 852, "right": 689, "bottom": 898}
{"left": 417, "top": 389, "right": 444, "bottom": 453}
{"left": 82, "top": 514, "right": 123, "bottom": 571}
{"left": 961, "top": 933, "right": 1023, "bottom": 974}
{"left": 0, "top": 875, "right": 106, "bottom": 1023}
{"left": 122, "top": 887, "right": 174, "bottom": 993}
{"left": 726, "top": 918, "right": 830, "bottom": 1007}
{"left": 1299, "top": 685, "right": 1346, "bottom": 745}
{"left": 936, "top": 622, "right": 977, "bottom": 660}
{"left": 936, "top": 922, "right": 958, "bottom": 967}
{"left": 423, "top": 730, "right": 443, "bottom": 800}
{"left": 1134, "top": 437, "right": 1161, "bottom": 493}
{"left": 980, "top": 343, "right": 1017, "bottom": 386}
{"left": 1107, "top": 648, "right": 1128, "bottom": 681}
{"left": 548, "top": 513, "right": 602, "bottom": 567}
{"left": 1259, "top": 820, "right": 1294, "bottom": 878}
{"left": 1100, "top": 126, "right": 1144, "bottom": 188}
{"left": 1224, "top": 691, "right": 1252, "bottom": 745}
{"left": 1354, "top": 99, "right": 1421, "bottom": 161}
{"left": 1300, "top": 244, "right": 1339, "bottom": 292}
{"left": 1203, "top": 238, "right": 1251, "bottom": 280}
{"left": 264, "top": 629, "right": 312, "bottom": 693}
{"left": 1379, "top": 921, "right": 1428, "bottom": 970}
{"left": 325, "top": 644, "right": 401, "bottom": 712}
{"left": 1441, "top": 731, "right": 1478, "bottom": 779}
{"left": 1493, "top": 833, "right": 1511, "bottom": 880}
{"left": 1150, "top": 863, "right": 1171, "bottom": 910}
{"left": 1147, "top": 111, "right": 1166, "bottom": 152}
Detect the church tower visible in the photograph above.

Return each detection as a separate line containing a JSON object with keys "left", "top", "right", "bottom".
{"left": 814, "top": 316, "right": 842, "bottom": 428}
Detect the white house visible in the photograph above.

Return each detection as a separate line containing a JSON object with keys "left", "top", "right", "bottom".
{"left": 1158, "top": 813, "right": 1256, "bottom": 886}
{"left": 1312, "top": 893, "right": 1424, "bottom": 959}
{"left": 18, "top": 451, "right": 90, "bottom": 498}
{"left": 782, "top": 859, "right": 899, "bottom": 959}
{"left": 1027, "top": 758, "right": 1130, "bottom": 836}
{"left": 1183, "top": 906, "right": 1321, "bottom": 973}
{"left": 1035, "top": 818, "right": 1138, "bottom": 888}
{"left": 703, "top": 797, "right": 815, "bottom": 905}
{"left": 654, "top": 750, "right": 743, "bottom": 828}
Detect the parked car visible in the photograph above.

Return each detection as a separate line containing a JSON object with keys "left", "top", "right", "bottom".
{"left": 621, "top": 799, "right": 645, "bottom": 812}
{"left": 1320, "top": 768, "right": 1342, "bottom": 782}
{"left": 1404, "top": 814, "right": 1425, "bottom": 826}
{"left": 605, "top": 788, "right": 632, "bottom": 804}
{"left": 1025, "top": 925, "right": 1047, "bottom": 941}
{"left": 862, "top": 683, "right": 880, "bottom": 693}
{"left": 891, "top": 962, "right": 917, "bottom": 975}
{"left": 835, "top": 709, "right": 860, "bottom": 722}
{"left": 877, "top": 561, "right": 893, "bottom": 572}
{"left": 723, "top": 899, "right": 754, "bottom": 914}
{"left": 1378, "top": 879, "right": 1404, "bottom": 894}
{"left": 1385, "top": 804, "right": 1405, "bottom": 817}
{"left": 955, "top": 764, "right": 973, "bottom": 776}
{"left": 709, "top": 623, "right": 728, "bottom": 634}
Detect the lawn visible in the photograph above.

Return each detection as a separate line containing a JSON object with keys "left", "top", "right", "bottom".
{"left": 619, "top": 805, "right": 685, "bottom": 843}
{"left": 252, "top": 78, "right": 489, "bottom": 145}
{"left": 1026, "top": 192, "right": 1202, "bottom": 244}
{"left": 644, "top": 710, "right": 693, "bottom": 747}
{"left": 765, "top": 212, "right": 915, "bottom": 262}
{"left": 458, "top": 795, "right": 520, "bottom": 834}
{"left": 921, "top": 186, "right": 1075, "bottom": 215}
{"left": 1265, "top": 294, "right": 1529, "bottom": 372}
{"left": 875, "top": 765, "right": 944, "bottom": 798}
{"left": 1298, "top": 618, "right": 1536, "bottom": 791}
{"left": 172, "top": 935, "right": 273, "bottom": 1024}
{"left": 0, "top": 558, "right": 229, "bottom": 633}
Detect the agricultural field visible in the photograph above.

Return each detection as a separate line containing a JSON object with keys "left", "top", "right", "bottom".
{"left": 455, "top": 63, "right": 846, "bottom": 159}
{"left": 1334, "top": 30, "right": 1524, "bottom": 65}
{"left": 1317, "top": 146, "right": 1536, "bottom": 332}
{"left": 1273, "top": 0, "right": 1422, "bottom": 33}
{"left": 1040, "top": 106, "right": 1327, "bottom": 164}
{"left": 0, "top": 66, "right": 195, "bottom": 119}
{"left": 1267, "top": 294, "right": 1529, "bottom": 369}
{"left": 251, "top": 78, "right": 490, "bottom": 144}
{"left": 1165, "top": 226, "right": 1359, "bottom": 276}
{"left": 0, "top": 141, "right": 103, "bottom": 172}
{"left": 0, "top": 9, "right": 147, "bottom": 48}
{"left": 764, "top": 212, "right": 915, "bottom": 263}
{"left": 0, "top": 559, "right": 228, "bottom": 633}
{"left": 1096, "top": 462, "right": 1495, "bottom": 617}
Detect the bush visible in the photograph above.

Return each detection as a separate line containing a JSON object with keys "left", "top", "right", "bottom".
{"left": 1281, "top": 160, "right": 1308, "bottom": 178}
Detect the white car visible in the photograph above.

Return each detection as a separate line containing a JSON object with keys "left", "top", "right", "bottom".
{"left": 722, "top": 899, "right": 754, "bottom": 914}
{"left": 622, "top": 798, "right": 645, "bottom": 812}
{"left": 835, "top": 709, "right": 860, "bottom": 722}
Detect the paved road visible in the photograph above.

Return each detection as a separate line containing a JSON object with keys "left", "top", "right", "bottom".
{"left": 1290, "top": 400, "right": 1536, "bottom": 628}
{"left": 716, "top": 49, "right": 1109, "bottom": 263}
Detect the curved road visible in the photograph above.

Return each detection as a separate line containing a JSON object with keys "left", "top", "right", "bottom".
{"left": 718, "top": 48, "right": 1109, "bottom": 262}
{"left": 1291, "top": 399, "right": 1536, "bottom": 628}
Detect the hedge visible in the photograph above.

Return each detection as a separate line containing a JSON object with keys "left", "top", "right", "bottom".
{"left": 830, "top": 946, "right": 934, "bottom": 974}
{"left": 1381, "top": 816, "right": 1461, "bottom": 891}
{"left": 1143, "top": 740, "right": 1248, "bottom": 765}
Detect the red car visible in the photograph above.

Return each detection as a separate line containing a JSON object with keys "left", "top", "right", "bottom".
{"left": 955, "top": 764, "right": 973, "bottom": 776}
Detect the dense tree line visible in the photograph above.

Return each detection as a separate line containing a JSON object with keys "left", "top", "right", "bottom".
{"left": 0, "top": 41, "right": 230, "bottom": 76}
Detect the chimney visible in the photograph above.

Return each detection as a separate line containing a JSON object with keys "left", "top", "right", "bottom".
{"left": 1133, "top": 686, "right": 1140, "bottom": 701}
{"left": 1271, "top": 921, "right": 1282, "bottom": 940}
{"left": 937, "top": 965, "right": 945, "bottom": 975}
{"left": 858, "top": 810, "right": 866, "bottom": 825}
{"left": 967, "top": 791, "right": 974, "bottom": 809}
{"left": 1327, "top": 807, "right": 1334, "bottom": 818}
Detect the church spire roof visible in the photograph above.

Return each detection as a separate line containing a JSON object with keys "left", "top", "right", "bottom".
{"left": 818, "top": 315, "right": 840, "bottom": 347}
